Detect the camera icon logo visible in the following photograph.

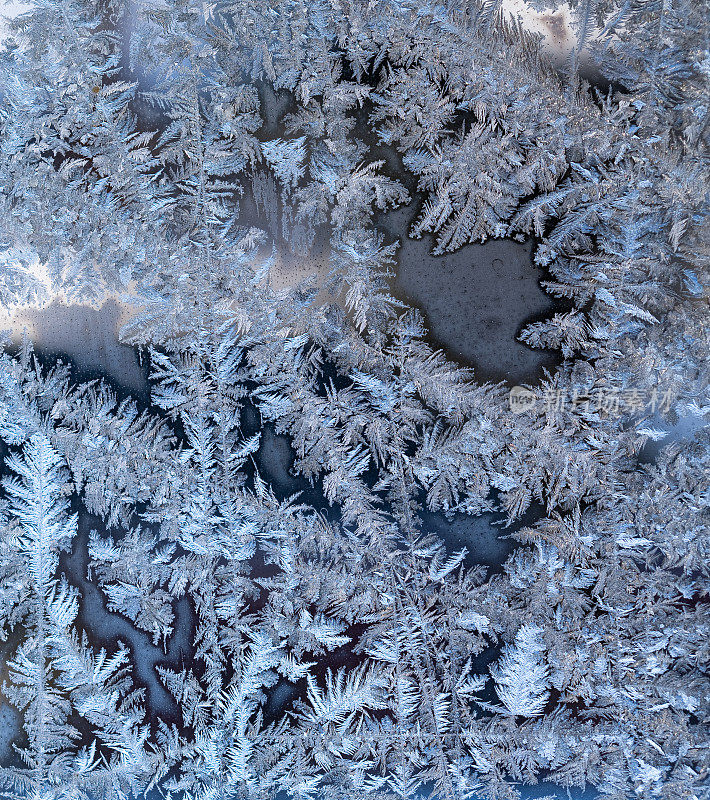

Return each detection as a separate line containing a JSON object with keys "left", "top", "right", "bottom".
{"left": 509, "top": 386, "right": 537, "bottom": 414}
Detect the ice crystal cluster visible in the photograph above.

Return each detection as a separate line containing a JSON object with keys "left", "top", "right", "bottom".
{"left": 0, "top": 0, "right": 708, "bottom": 798}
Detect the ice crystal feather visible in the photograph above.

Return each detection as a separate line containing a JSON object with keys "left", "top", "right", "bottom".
{"left": 489, "top": 624, "right": 550, "bottom": 718}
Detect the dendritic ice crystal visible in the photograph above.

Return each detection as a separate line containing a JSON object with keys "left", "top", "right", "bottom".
{"left": 0, "top": 1, "right": 708, "bottom": 799}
